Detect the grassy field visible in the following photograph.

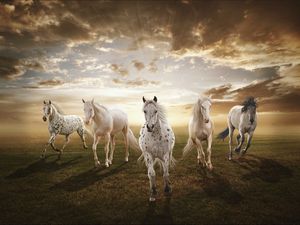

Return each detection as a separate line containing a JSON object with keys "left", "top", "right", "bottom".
{"left": 0, "top": 132, "right": 299, "bottom": 224}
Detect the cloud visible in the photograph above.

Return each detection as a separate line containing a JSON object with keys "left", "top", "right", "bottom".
{"left": 147, "top": 59, "right": 158, "bottom": 73}
{"left": 204, "top": 83, "right": 232, "bottom": 99}
{"left": 112, "top": 78, "right": 160, "bottom": 87}
{"left": 204, "top": 64, "right": 300, "bottom": 112}
{"left": 109, "top": 64, "right": 129, "bottom": 77}
{"left": 132, "top": 60, "right": 145, "bottom": 71}
{"left": 38, "top": 78, "right": 64, "bottom": 86}
{"left": 0, "top": 56, "right": 44, "bottom": 80}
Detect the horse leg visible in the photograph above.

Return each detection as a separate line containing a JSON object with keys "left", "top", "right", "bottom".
{"left": 41, "top": 134, "right": 56, "bottom": 158}
{"left": 241, "top": 131, "right": 253, "bottom": 156}
{"left": 145, "top": 153, "right": 157, "bottom": 201}
{"left": 234, "top": 131, "right": 245, "bottom": 153}
{"left": 163, "top": 154, "right": 172, "bottom": 195}
{"left": 122, "top": 126, "right": 129, "bottom": 162}
{"left": 228, "top": 126, "right": 234, "bottom": 160}
{"left": 92, "top": 135, "right": 101, "bottom": 167}
{"left": 77, "top": 127, "right": 88, "bottom": 149}
{"left": 236, "top": 133, "right": 241, "bottom": 145}
{"left": 104, "top": 133, "right": 111, "bottom": 167}
{"left": 58, "top": 134, "right": 70, "bottom": 159}
{"left": 206, "top": 134, "right": 213, "bottom": 170}
{"left": 195, "top": 138, "right": 206, "bottom": 167}
{"left": 108, "top": 134, "right": 115, "bottom": 164}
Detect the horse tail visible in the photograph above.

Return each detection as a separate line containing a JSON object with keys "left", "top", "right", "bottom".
{"left": 182, "top": 138, "right": 194, "bottom": 158}
{"left": 127, "top": 128, "right": 141, "bottom": 152}
{"left": 217, "top": 127, "right": 229, "bottom": 140}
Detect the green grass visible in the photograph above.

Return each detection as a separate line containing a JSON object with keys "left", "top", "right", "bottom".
{"left": 0, "top": 134, "right": 299, "bottom": 224}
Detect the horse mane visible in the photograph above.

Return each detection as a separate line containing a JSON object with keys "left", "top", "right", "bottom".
{"left": 51, "top": 102, "right": 64, "bottom": 115}
{"left": 193, "top": 95, "right": 211, "bottom": 118}
{"left": 93, "top": 102, "right": 109, "bottom": 113}
{"left": 241, "top": 96, "right": 257, "bottom": 112}
{"left": 144, "top": 100, "right": 168, "bottom": 124}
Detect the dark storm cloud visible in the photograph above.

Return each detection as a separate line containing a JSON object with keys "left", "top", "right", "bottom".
{"left": 1, "top": 0, "right": 299, "bottom": 62}
{"left": 205, "top": 65, "right": 300, "bottom": 112}
{"left": 0, "top": 56, "right": 44, "bottom": 80}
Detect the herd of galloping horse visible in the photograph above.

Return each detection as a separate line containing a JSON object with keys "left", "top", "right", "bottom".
{"left": 42, "top": 95, "right": 257, "bottom": 201}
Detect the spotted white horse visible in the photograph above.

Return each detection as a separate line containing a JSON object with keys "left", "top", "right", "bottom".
{"left": 139, "top": 96, "right": 175, "bottom": 202}
{"left": 41, "top": 100, "right": 88, "bottom": 159}
{"left": 183, "top": 95, "right": 214, "bottom": 170}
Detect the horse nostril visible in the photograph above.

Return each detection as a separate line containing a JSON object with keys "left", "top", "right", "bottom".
{"left": 250, "top": 119, "right": 254, "bottom": 124}
{"left": 42, "top": 116, "right": 47, "bottom": 122}
{"left": 151, "top": 124, "right": 155, "bottom": 129}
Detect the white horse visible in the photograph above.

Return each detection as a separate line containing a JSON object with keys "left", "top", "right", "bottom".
{"left": 218, "top": 96, "right": 257, "bottom": 160}
{"left": 183, "top": 95, "right": 214, "bottom": 170}
{"left": 139, "top": 96, "right": 175, "bottom": 202}
{"left": 82, "top": 99, "right": 140, "bottom": 167}
{"left": 41, "top": 100, "right": 88, "bottom": 159}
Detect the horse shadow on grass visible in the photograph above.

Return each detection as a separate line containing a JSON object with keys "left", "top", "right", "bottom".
{"left": 233, "top": 154, "right": 293, "bottom": 183}
{"left": 197, "top": 167, "right": 243, "bottom": 204}
{"left": 51, "top": 162, "right": 127, "bottom": 192}
{"left": 142, "top": 197, "right": 173, "bottom": 225}
{"left": 6, "top": 155, "right": 82, "bottom": 179}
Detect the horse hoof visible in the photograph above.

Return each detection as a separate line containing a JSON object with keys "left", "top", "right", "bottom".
{"left": 108, "top": 160, "right": 112, "bottom": 165}
{"left": 83, "top": 145, "right": 88, "bottom": 150}
{"left": 208, "top": 164, "right": 213, "bottom": 171}
{"left": 94, "top": 161, "right": 101, "bottom": 167}
{"left": 149, "top": 197, "right": 156, "bottom": 202}
{"left": 125, "top": 157, "right": 129, "bottom": 162}
{"left": 105, "top": 163, "right": 109, "bottom": 168}
{"left": 164, "top": 187, "right": 172, "bottom": 196}
{"left": 40, "top": 155, "right": 45, "bottom": 159}
{"left": 234, "top": 148, "right": 240, "bottom": 153}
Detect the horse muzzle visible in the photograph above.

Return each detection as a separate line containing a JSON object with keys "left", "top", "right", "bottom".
{"left": 42, "top": 116, "right": 47, "bottom": 122}
{"left": 146, "top": 124, "right": 154, "bottom": 132}
{"left": 205, "top": 119, "right": 209, "bottom": 123}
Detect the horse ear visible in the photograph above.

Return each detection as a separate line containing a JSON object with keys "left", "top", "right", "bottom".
{"left": 82, "top": 99, "right": 85, "bottom": 103}
{"left": 153, "top": 96, "right": 157, "bottom": 102}
{"left": 49, "top": 100, "right": 51, "bottom": 104}
{"left": 241, "top": 106, "right": 247, "bottom": 113}
{"left": 43, "top": 100, "right": 46, "bottom": 104}
{"left": 142, "top": 96, "right": 146, "bottom": 103}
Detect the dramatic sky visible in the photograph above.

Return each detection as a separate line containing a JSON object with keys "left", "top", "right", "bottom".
{"left": 0, "top": 0, "right": 300, "bottom": 136}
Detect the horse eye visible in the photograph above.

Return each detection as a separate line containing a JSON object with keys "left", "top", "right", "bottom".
{"left": 155, "top": 110, "right": 157, "bottom": 113}
{"left": 144, "top": 110, "right": 146, "bottom": 114}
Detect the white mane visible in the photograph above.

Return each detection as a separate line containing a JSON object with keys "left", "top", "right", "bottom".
{"left": 93, "top": 102, "right": 109, "bottom": 112}
{"left": 51, "top": 102, "right": 64, "bottom": 115}
{"left": 144, "top": 100, "right": 168, "bottom": 124}
{"left": 193, "top": 96, "right": 211, "bottom": 118}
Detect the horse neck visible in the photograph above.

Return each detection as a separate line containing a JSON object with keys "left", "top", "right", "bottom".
{"left": 49, "top": 106, "right": 61, "bottom": 122}
{"left": 92, "top": 104, "right": 108, "bottom": 123}
{"left": 193, "top": 103, "right": 205, "bottom": 123}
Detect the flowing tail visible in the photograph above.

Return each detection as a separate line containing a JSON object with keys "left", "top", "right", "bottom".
{"left": 127, "top": 128, "right": 141, "bottom": 152}
{"left": 217, "top": 127, "right": 229, "bottom": 140}
{"left": 182, "top": 138, "right": 194, "bottom": 158}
